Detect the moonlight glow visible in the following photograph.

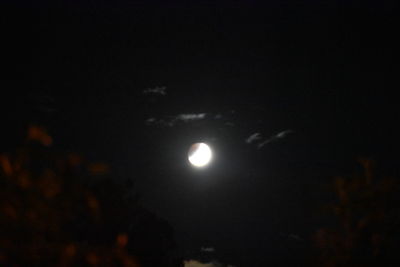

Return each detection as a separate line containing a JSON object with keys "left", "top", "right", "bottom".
{"left": 188, "top": 143, "right": 212, "bottom": 167}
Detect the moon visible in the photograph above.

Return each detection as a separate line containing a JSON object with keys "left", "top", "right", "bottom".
{"left": 188, "top": 143, "right": 212, "bottom": 167}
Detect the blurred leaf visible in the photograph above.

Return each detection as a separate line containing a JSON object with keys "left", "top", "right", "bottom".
{"left": 87, "top": 163, "right": 109, "bottom": 175}
{"left": 27, "top": 125, "right": 52, "bottom": 146}
{"left": 0, "top": 155, "right": 13, "bottom": 176}
{"left": 117, "top": 233, "right": 129, "bottom": 248}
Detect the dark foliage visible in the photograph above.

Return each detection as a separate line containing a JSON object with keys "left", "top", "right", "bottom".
{"left": 0, "top": 126, "right": 182, "bottom": 266}
{"left": 313, "top": 159, "right": 400, "bottom": 267}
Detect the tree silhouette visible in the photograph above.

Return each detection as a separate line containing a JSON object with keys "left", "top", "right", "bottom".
{"left": 0, "top": 126, "right": 181, "bottom": 266}
{"left": 313, "top": 159, "right": 400, "bottom": 267}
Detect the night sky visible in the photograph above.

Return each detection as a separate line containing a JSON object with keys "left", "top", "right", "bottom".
{"left": 2, "top": 0, "right": 399, "bottom": 266}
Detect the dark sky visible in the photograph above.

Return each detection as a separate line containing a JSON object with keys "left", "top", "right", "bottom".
{"left": 2, "top": 0, "right": 399, "bottom": 266}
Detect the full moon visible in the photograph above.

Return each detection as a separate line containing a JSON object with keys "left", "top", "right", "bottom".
{"left": 188, "top": 143, "right": 212, "bottom": 167}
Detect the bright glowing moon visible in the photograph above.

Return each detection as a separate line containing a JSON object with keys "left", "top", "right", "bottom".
{"left": 188, "top": 143, "right": 212, "bottom": 167}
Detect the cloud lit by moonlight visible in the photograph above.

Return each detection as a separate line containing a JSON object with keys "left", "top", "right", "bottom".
{"left": 188, "top": 143, "right": 212, "bottom": 167}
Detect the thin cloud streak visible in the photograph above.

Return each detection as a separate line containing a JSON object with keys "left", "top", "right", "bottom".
{"left": 143, "top": 86, "right": 167, "bottom": 95}
{"left": 257, "top": 129, "right": 293, "bottom": 149}
{"left": 244, "top": 130, "right": 293, "bottom": 149}
{"left": 201, "top": 246, "right": 216, "bottom": 253}
{"left": 177, "top": 113, "right": 206, "bottom": 122}
{"left": 245, "top": 133, "right": 262, "bottom": 144}
{"left": 145, "top": 113, "right": 207, "bottom": 127}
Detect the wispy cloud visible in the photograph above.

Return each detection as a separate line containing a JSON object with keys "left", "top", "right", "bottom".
{"left": 146, "top": 118, "right": 156, "bottom": 124}
{"left": 143, "top": 86, "right": 167, "bottom": 95}
{"left": 245, "top": 133, "right": 262, "bottom": 144}
{"left": 145, "top": 113, "right": 207, "bottom": 127}
{"left": 257, "top": 130, "right": 293, "bottom": 149}
{"left": 145, "top": 109, "right": 241, "bottom": 129}
{"left": 201, "top": 246, "right": 215, "bottom": 253}
{"left": 177, "top": 113, "right": 207, "bottom": 122}
{"left": 245, "top": 130, "right": 293, "bottom": 149}
{"left": 145, "top": 117, "right": 174, "bottom": 127}
{"left": 279, "top": 232, "right": 303, "bottom": 241}
{"left": 288, "top": 233, "right": 303, "bottom": 241}
{"left": 276, "top": 129, "right": 293, "bottom": 138}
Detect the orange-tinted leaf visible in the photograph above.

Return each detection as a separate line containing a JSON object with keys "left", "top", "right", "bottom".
{"left": 2, "top": 203, "right": 18, "bottom": 220}
{"left": 88, "top": 163, "right": 109, "bottom": 175}
{"left": 17, "top": 171, "right": 31, "bottom": 189}
{"left": 86, "top": 252, "right": 99, "bottom": 265}
{"left": 116, "top": 234, "right": 128, "bottom": 248}
{"left": 0, "top": 155, "right": 13, "bottom": 176}
{"left": 38, "top": 170, "right": 61, "bottom": 198}
{"left": 27, "top": 125, "right": 53, "bottom": 146}
{"left": 63, "top": 244, "right": 76, "bottom": 258}
{"left": 68, "top": 153, "right": 83, "bottom": 167}
{"left": 87, "top": 195, "right": 100, "bottom": 212}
